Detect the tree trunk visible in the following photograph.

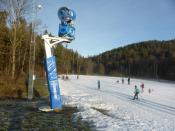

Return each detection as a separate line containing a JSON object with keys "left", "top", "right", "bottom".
{"left": 11, "top": 24, "right": 17, "bottom": 79}
{"left": 12, "top": 46, "right": 16, "bottom": 79}
{"left": 21, "top": 46, "right": 27, "bottom": 73}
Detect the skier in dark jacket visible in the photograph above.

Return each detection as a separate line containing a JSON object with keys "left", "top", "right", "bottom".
{"left": 128, "top": 77, "right": 130, "bottom": 85}
{"left": 133, "top": 85, "right": 140, "bottom": 100}
{"left": 122, "top": 78, "right": 124, "bottom": 84}
{"left": 98, "top": 80, "right": 100, "bottom": 90}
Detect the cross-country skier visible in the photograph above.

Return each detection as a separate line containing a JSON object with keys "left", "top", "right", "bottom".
{"left": 122, "top": 78, "right": 124, "bottom": 84}
{"left": 140, "top": 83, "right": 144, "bottom": 93}
{"left": 98, "top": 80, "right": 100, "bottom": 90}
{"left": 133, "top": 85, "right": 140, "bottom": 100}
{"left": 148, "top": 88, "right": 151, "bottom": 94}
{"left": 128, "top": 77, "right": 130, "bottom": 85}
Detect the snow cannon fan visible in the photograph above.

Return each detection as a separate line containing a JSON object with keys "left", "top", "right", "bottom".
{"left": 58, "top": 7, "right": 76, "bottom": 40}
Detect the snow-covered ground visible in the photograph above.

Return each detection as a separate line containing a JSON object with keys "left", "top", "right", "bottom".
{"left": 60, "top": 75, "right": 175, "bottom": 131}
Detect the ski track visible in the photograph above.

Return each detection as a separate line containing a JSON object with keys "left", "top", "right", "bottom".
{"left": 68, "top": 79, "right": 175, "bottom": 116}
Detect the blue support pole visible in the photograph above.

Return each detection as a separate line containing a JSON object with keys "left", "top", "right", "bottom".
{"left": 45, "top": 56, "right": 62, "bottom": 109}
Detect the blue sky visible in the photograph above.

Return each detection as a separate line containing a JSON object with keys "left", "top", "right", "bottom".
{"left": 37, "top": 0, "right": 175, "bottom": 57}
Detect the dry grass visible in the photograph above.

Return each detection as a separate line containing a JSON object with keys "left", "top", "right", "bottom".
{"left": 0, "top": 75, "right": 49, "bottom": 99}
{"left": 0, "top": 75, "right": 26, "bottom": 98}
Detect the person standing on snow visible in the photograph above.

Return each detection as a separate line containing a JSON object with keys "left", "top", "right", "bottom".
{"left": 128, "top": 77, "right": 130, "bottom": 85}
{"left": 148, "top": 88, "right": 151, "bottom": 94}
{"left": 133, "top": 85, "right": 140, "bottom": 100}
{"left": 98, "top": 80, "right": 100, "bottom": 90}
{"left": 122, "top": 78, "right": 124, "bottom": 84}
{"left": 140, "top": 83, "right": 144, "bottom": 93}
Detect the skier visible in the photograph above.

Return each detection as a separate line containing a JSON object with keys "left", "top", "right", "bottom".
{"left": 98, "top": 80, "right": 100, "bottom": 90}
{"left": 128, "top": 77, "right": 130, "bottom": 85}
{"left": 62, "top": 75, "right": 65, "bottom": 80}
{"left": 77, "top": 75, "right": 79, "bottom": 79}
{"left": 66, "top": 75, "right": 69, "bottom": 80}
{"left": 133, "top": 85, "right": 140, "bottom": 100}
{"left": 140, "top": 83, "right": 144, "bottom": 93}
{"left": 122, "top": 78, "right": 124, "bottom": 84}
{"left": 148, "top": 88, "right": 151, "bottom": 94}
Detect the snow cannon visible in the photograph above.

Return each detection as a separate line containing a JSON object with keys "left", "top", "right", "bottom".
{"left": 58, "top": 7, "right": 76, "bottom": 40}
{"left": 41, "top": 7, "right": 76, "bottom": 112}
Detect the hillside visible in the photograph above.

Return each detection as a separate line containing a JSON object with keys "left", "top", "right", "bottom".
{"left": 90, "top": 39, "right": 175, "bottom": 80}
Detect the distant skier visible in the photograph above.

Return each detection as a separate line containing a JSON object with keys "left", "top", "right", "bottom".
{"left": 66, "top": 75, "right": 69, "bottom": 80}
{"left": 133, "top": 85, "right": 140, "bottom": 100}
{"left": 128, "top": 77, "right": 130, "bottom": 85}
{"left": 62, "top": 75, "right": 65, "bottom": 80}
{"left": 98, "top": 80, "right": 100, "bottom": 90}
{"left": 122, "top": 78, "right": 124, "bottom": 84}
{"left": 148, "top": 88, "right": 151, "bottom": 94}
{"left": 140, "top": 83, "right": 144, "bottom": 93}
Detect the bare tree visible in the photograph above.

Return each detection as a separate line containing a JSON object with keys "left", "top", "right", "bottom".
{"left": 0, "top": 0, "right": 30, "bottom": 79}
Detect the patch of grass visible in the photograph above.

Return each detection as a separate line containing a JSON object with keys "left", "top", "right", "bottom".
{"left": 0, "top": 100, "right": 93, "bottom": 131}
{"left": 34, "top": 78, "right": 49, "bottom": 98}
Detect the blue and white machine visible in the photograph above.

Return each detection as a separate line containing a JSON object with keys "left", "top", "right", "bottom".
{"left": 42, "top": 7, "right": 76, "bottom": 110}
{"left": 58, "top": 7, "right": 76, "bottom": 40}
